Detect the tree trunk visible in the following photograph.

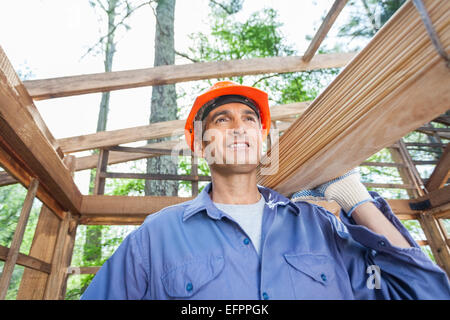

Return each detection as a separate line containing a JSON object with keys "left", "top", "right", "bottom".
{"left": 145, "top": 0, "right": 178, "bottom": 197}
{"left": 84, "top": 0, "right": 119, "bottom": 288}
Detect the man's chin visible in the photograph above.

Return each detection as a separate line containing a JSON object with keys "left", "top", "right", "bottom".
{"left": 210, "top": 162, "right": 259, "bottom": 174}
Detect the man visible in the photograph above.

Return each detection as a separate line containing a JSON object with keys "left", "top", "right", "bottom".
{"left": 82, "top": 81, "right": 450, "bottom": 300}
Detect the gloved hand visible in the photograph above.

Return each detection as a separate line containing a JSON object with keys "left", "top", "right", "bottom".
{"left": 290, "top": 169, "right": 373, "bottom": 217}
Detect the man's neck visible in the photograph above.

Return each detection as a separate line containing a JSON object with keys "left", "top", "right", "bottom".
{"left": 209, "top": 170, "right": 261, "bottom": 205}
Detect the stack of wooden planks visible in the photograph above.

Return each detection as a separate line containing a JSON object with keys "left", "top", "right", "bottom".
{"left": 257, "top": 0, "right": 450, "bottom": 195}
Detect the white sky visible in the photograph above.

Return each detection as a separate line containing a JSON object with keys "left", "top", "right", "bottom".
{"left": 0, "top": 0, "right": 355, "bottom": 194}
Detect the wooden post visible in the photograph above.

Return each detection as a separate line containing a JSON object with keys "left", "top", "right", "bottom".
{"left": 94, "top": 149, "right": 109, "bottom": 195}
{"left": 191, "top": 154, "right": 198, "bottom": 196}
{"left": 0, "top": 178, "right": 39, "bottom": 299}
{"left": 388, "top": 141, "right": 424, "bottom": 198}
{"left": 16, "top": 205, "right": 61, "bottom": 299}
{"left": 41, "top": 155, "right": 79, "bottom": 300}
{"left": 418, "top": 212, "right": 450, "bottom": 277}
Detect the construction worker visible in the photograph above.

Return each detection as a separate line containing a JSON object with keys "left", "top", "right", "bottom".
{"left": 82, "top": 81, "right": 450, "bottom": 300}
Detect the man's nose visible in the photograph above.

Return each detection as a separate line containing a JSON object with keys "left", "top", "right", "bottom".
{"left": 231, "top": 118, "right": 246, "bottom": 134}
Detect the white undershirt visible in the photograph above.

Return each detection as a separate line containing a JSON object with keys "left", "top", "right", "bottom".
{"left": 213, "top": 193, "right": 265, "bottom": 255}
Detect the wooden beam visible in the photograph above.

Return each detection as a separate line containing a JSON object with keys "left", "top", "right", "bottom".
{"left": 59, "top": 101, "right": 310, "bottom": 154}
{"left": 361, "top": 161, "right": 405, "bottom": 168}
{"left": 257, "top": 0, "right": 450, "bottom": 195}
{"left": 0, "top": 46, "right": 82, "bottom": 214}
{"left": 23, "top": 53, "right": 355, "bottom": 100}
{"left": 0, "top": 179, "right": 39, "bottom": 300}
{"left": 302, "top": 0, "right": 348, "bottom": 62}
{"left": 67, "top": 266, "right": 100, "bottom": 275}
{"left": 43, "top": 211, "right": 71, "bottom": 300}
{"left": 0, "top": 171, "right": 17, "bottom": 186}
{"left": 93, "top": 149, "right": 109, "bottom": 195}
{"left": 0, "top": 145, "right": 66, "bottom": 219}
{"left": 418, "top": 212, "right": 450, "bottom": 277}
{"left": 16, "top": 205, "right": 62, "bottom": 299}
{"left": 100, "top": 171, "right": 211, "bottom": 181}
{"left": 363, "top": 182, "right": 417, "bottom": 190}
{"left": 79, "top": 195, "right": 194, "bottom": 225}
{"left": 0, "top": 245, "right": 51, "bottom": 274}
{"left": 409, "top": 185, "right": 450, "bottom": 211}
{"left": 79, "top": 195, "right": 415, "bottom": 225}
{"left": 75, "top": 139, "right": 185, "bottom": 171}
{"left": 426, "top": 145, "right": 450, "bottom": 191}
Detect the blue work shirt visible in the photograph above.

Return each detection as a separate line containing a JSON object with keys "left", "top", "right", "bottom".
{"left": 81, "top": 182, "right": 450, "bottom": 300}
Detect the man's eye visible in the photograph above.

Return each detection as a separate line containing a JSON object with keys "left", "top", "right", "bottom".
{"left": 216, "top": 118, "right": 227, "bottom": 123}
{"left": 246, "top": 117, "right": 256, "bottom": 122}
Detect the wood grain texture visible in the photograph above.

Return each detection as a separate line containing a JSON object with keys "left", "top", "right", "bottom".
{"left": 24, "top": 53, "right": 355, "bottom": 100}
{"left": 426, "top": 145, "right": 450, "bottom": 191}
{"left": 257, "top": 0, "right": 450, "bottom": 195}
{"left": 0, "top": 47, "right": 82, "bottom": 214}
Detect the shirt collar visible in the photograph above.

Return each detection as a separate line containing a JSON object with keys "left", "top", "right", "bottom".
{"left": 183, "top": 182, "right": 300, "bottom": 221}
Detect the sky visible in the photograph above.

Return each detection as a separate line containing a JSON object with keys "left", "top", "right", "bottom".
{"left": 0, "top": 0, "right": 356, "bottom": 194}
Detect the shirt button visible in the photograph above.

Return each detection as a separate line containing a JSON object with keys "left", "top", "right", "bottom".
{"left": 186, "top": 282, "right": 193, "bottom": 292}
{"left": 243, "top": 238, "right": 250, "bottom": 245}
{"left": 262, "top": 292, "right": 269, "bottom": 300}
{"left": 378, "top": 240, "right": 386, "bottom": 247}
{"left": 321, "top": 273, "right": 327, "bottom": 282}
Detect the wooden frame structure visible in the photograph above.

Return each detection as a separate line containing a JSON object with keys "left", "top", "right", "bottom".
{"left": 0, "top": 0, "right": 449, "bottom": 299}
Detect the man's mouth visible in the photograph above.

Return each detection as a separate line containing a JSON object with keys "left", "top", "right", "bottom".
{"left": 227, "top": 141, "right": 250, "bottom": 149}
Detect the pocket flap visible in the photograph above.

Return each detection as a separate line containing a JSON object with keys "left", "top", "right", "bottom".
{"left": 284, "top": 252, "right": 335, "bottom": 285}
{"left": 161, "top": 255, "right": 224, "bottom": 298}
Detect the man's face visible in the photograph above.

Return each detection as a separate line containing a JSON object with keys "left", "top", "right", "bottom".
{"left": 197, "top": 102, "right": 264, "bottom": 173}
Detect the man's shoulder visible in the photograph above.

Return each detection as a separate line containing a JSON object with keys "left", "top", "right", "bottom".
{"left": 141, "top": 198, "right": 194, "bottom": 227}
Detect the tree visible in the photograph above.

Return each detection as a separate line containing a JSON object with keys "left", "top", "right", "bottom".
{"left": 81, "top": 0, "right": 153, "bottom": 291}
{"left": 145, "top": 0, "right": 178, "bottom": 197}
{"left": 337, "top": 0, "right": 406, "bottom": 41}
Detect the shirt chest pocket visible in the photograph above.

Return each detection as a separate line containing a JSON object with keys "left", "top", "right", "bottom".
{"left": 284, "top": 252, "right": 343, "bottom": 299}
{"left": 161, "top": 255, "right": 225, "bottom": 299}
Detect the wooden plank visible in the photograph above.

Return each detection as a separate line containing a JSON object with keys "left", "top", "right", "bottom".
{"left": 93, "top": 149, "right": 109, "bottom": 195}
{"left": 16, "top": 205, "right": 61, "bottom": 300}
{"left": 0, "top": 171, "right": 17, "bottom": 186}
{"left": 426, "top": 145, "right": 450, "bottom": 191}
{"left": 388, "top": 145, "right": 421, "bottom": 198}
{"left": 107, "top": 145, "right": 175, "bottom": 155}
{"left": 79, "top": 196, "right": 414, "bottom": 225}
{"left": 67, "top": 266, "right": 100, "bottom": 275}
{"left": 0, "top": 245, "right": 51, "bottom": 274}
{"left": 405, "top": 142, "right": 446, "bottom": 148}
{"left": 418, "top": 213, "right": 450, "bottom": 277}
{"left": 80, "top": 194, "right": 193, "bottom": 216}
{"left": 100, "top": 171, "right": 211, "bottom": 181}
{"left": 0, "top": 46, "right": 82, "bottom": 214}
{"left": 417, "top": 127, "right": 450, "bottom": 132}
{"left": 42, "top": 156, "right": 78, "bottom": 300}
{"left": 0, "top": 145, "right": 65, "bottom": 219}
{"left": 43, "top": 211, "right": 70, "bottom": 300}
{"left": 361, "top": 161, "right": 405, "bottom": 168}
{"left": 23, "top": 53, "right": 355, "bottom": 100}
{"left": 257, "top": 0, "right": 450, "bottom": 195}
{"left": 363, "top": 182, "right": 417, "bottom": 189}
{"left": 59, "top": 101, "right": 310, "bottom": 154}
{"left": 75, "top": 139, "right": 185, "bottom": 171}
{"left": 302, "top": 0, "right": 348, "bottom": 62}
{"left": 410, "top": 185, "right": 450, "bottom": 211}
{"left": 0, "top": 178, "right": 39, "bottom": 300}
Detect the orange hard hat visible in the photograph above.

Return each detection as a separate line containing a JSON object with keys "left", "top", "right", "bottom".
{"left": 185, "top": 81, "right": 271, "bottom": 151}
